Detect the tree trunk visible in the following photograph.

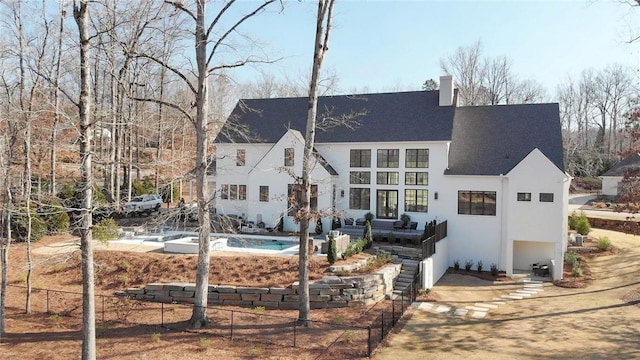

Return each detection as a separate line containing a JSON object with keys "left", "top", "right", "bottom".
{"left": 190, "top": 0, "right": 211, "bottom": 328}
{"left": 298, "top": 0, "right": 335, "bottom": 327}
{"left": 73, "top": 1, "right": 97, "bottom": 358}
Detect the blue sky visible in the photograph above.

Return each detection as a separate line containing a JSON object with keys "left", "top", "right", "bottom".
{"left": 231, "top": 0, "right": 640, "bottom": 96}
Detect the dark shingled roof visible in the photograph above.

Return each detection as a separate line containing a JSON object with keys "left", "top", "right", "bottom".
{"left": 602, "top": 154, "right": 640, "bottom": 176}
{"left": 446, "top": 103, "right": 565, "bottom": 175}
{"left": 216, "top": 91, "right": 454, "bottom": 144}
{"left": 218, "top": 91, "right": 565, "bottom": 176}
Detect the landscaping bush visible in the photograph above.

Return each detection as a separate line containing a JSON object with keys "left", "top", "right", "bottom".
{"left": 564, "top": 251, "right": 581, "bottom": 266}
{"left": 132, "top": 177, "right": 155, "bottom": 197}
{"left": 327, "top": 233, "right": 338, "bottom": 265}
{"left": 363, "top": 222, "right": 373, "bottom": 249}
{"left": 597, "top": 236, "right": 612, "bottom": 251}
{"left": 572, "top": 262, "right": 583, "bottom": 277}
{"left": 490, "top": 263, "right": 499, "bottom": 276}
{"left": 11, "top": 206, "right": 48, "bottom": 242}
{"left": 331, "top": 217, "right": 341, "bottom": 230}
{"left": 477, "top": 260, "right": 483, "bottom": 273}
{"left": 315, "top": 218, "right": 323, "bottom": 235}
{"left": 341, "top": 237, "right": 369, "bottom": 260}
{"left": 453, "top": 259, "right": 460, "bottom": 271}
{"left": 569, "top": 211, "right": 591, "bottom": 235}
{"left": 464, "top": 259, "right": 473, "bottom": 272}
{"left": 92, "top": 218, "right": 120, "bottom": 242}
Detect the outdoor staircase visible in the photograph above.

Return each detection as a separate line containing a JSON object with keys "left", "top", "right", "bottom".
{"left": 392, "top": 258, "right": 420, "bottom": 299}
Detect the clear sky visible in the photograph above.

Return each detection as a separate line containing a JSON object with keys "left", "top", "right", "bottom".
{"left": 232, "top": 0, "right": 640, "bottom": 97}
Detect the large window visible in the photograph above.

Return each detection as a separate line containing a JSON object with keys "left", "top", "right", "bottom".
{"left": 349, "top": 188, "right": 370, "bottom": 210}
{"left": 405, "top": 189, "right": 428, "bottom": 212}
{"left": 259, "top": 186, "right": 269, "bottom": 202}
{"left": 405, "top": 172, "right": 428, "bottom": 185}
{"left": 377, "top": 149, "right": 399, "bottom": 168}
{"left": 376, "top": 172, "right": 399, "bottom": 185}
{"left": 458, "top": 191, "right": 496, "bottom": 216}
{"left": 406, "top": 149, "right": 429, "bottom": 168}
{"left": 350, "top": 149, "right": 371, "bottom": 167}
{"left": 350, "top": 171, "right": 371, "bottom": 184}
{"left": 220, "top": 184, "right": 246, "bottom": 200}
{"left": 284, "top": 148, "right": 294, "bottom": 166}
{"left": 287, "top": 184, "right": 318, "bottom": 216}
{"left": 539, "top": 193, "right": 554, "bottom": 202}
{"left": 236, "top": 149, "right": 245, "bottom": 166}
{"left": 376, "top": 190, "right": 398, "bottom": 219}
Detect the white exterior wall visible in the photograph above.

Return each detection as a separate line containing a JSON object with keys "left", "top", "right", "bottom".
{"left": 506, "top": 149, "right": 570, "bottom": 280}
{"left": 601, "top": 176, "right": 621, "bottom": 196}
{"left": 439, "top": 175, "right": 503, "bottom": 271}
{"left": 420, "top": 236, "right": 450, "bottom": 289}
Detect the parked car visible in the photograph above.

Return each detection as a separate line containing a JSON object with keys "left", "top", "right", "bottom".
{"left": 123, "top": 194, "right": 163, "bottom": 216}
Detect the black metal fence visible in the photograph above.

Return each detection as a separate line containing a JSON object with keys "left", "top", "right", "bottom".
{"left": 421, "top": 220, "right": 448, "bottom": 259}
{"left": 6, "top": 278, "right": 419, "bottom": 358}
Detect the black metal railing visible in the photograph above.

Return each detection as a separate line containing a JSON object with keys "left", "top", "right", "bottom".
{"left": 421, "top": 220, "right": 447, "bottom": 260}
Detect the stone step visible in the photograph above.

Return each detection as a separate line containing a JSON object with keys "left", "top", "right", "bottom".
{"left": 474, "top": 302, "right": 499, "bottom": 309}
{"left": 513, "top": 291, "right": 532, "bottom": 297}
{"left": 465, "top": 305, "right": 489, "bottom": 312}
{"left": 453, "top": 308, "right": 468, "bottom": 316}
{"left": 524, "top": 279, "right": 543, "bottom": 284}
{"left": 501, "top": 294, "right": 523, "bottom": 300}
{"left": 471, "top": 311, "right": 487, "bottom": 318}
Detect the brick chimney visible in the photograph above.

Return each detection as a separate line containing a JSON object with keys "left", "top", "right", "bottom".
{"left": 439, "top": 75, "right": 455, "bottom": 106}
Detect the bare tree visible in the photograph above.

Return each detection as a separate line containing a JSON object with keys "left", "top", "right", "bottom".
{"left": 297, "top": 0, "right": 335, "bottom": 326}
{"left": 73, "top": 0, "right": 97, "bottom": 357}
{"left": 439, "top": 40, "right": 485, "bottom": 106}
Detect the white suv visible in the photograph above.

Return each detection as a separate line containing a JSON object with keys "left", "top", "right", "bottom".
{"left": 123, "top": 194, "right": 163, "bottom": 215}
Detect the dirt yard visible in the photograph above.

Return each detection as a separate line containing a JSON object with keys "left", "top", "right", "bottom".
{"left": 374, "top": 228, "right": 640, "bottom": 360}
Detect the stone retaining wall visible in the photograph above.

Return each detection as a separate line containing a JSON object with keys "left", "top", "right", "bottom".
{"left": 117, "top": 263, "right": 402, "bottom": 310}
{"left": 586, "top": 217, "right": 638, "bottom": 233}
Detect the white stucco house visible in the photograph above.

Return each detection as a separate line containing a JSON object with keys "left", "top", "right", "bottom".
{"left": 601, "top": 154, "right": 640, "bottom": 196}
{"left": 212, "top": 76, "right": 570, "bottom": 280}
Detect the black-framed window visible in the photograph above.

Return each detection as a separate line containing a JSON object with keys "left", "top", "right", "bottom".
{"left": 376, "top": 190, "right": 398, "bottom": 219}
{"left": 376, "top": 172, "right": 399, "bottom": 185}
{"left": 405, "top": 189, "right": 428, "bottom": 212}
{"left": 221, "top": 184, "right": 229, "bottom": 200}
{"left": 458, "top": 191, "right": 496, "bottom": 216}
{"left": 406, "top": 149, "right": 429, "bottom": 168}
{"left": 236, "top": 149, "right": 245, "bottom": 166}
{"left": 350, "top": 149, "right": 371, "bottom": 167}
{"left": 238, "top": 185, "right": 246, "bottom": 200}
{"left": 259, "top": 186, "right": 269, "bottom": 202}
{"left": 287, "top": 184, "right": 318, "bottom": 216}
{"left": 350, "top": 171, "right": 371, "bottom": 184}
{"left": 284, "top": 148, "right": 294, "bottom": 166}
{"left": 405, "top": 172, "right": 428, "bottom": 185}
{"left": 377, "top": 149, "right": 399, "bottom": 168}
{"left": 517, "top": 192, "right": 531, "bottom": 201}
{"left": 349, "top": 188, "right": 370, "bottom": 210}
{"left": 539, "top": 193, "right": 554, "bottom": 202}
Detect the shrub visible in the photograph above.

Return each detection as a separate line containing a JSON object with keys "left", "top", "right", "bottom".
{"left": 453, "top": 259, "right": 460, "bottom": 271}
{"left": 331, "top": 217, "right": 341, "bottom": 230}
{"left": 11, "top": 206, "right": 47, "bottom": 242}
{"left": 490, "top": 263, "right": 499, "bottom": 276}
{"left": 477, "top": 260, "right": 483, "bottom": 273}
{"left": 151, "top": 333, "right": 161, "bottom": 343}
{"left": 464, "top": 259, "right": 473, "bottom": 272}
{"left": 564, "top": 251, "right": 581, "bottom": 266}
{"left": 569, "top": 211, "right": 591, "bottom": 235}
{"left": 93, "top": 218, "right": 120, "bottom": 242}
{"left": 315, "top": 218, "right": 323, "bottom": 235}
{"left": 132, "top": 177, "right": 156, "bottom": 197}
{"left": 597, "top": 236, "right": 612, "bottom": 251}
{"left": 363, "top": 222, "right": 373, "bottom": 249}
{"left": 572, "top": 262, "right": 583, "bottom": 277}
{"left": 327, "top": 233, "right": 338, "bottom": 265}
{"left": 364, "top": 211, "right": 374, "bottom": 223}
{"left": 341, "top": 237, "right": 369, "bottom": 260}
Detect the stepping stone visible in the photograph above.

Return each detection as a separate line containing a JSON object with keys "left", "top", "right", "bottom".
{"left": 453, "top": 308, "right": 468, "bottom": 316}
{"left": 475, "top": 302, "right": 498, "bottom": 309}
{"left": 524, "top": 280, "right": 543, "bottom": 284}
{"left": 502, "top": 294, "right": 523, "bottom": 300}
{"left": 418, "top": 302, "right": 434, "bottom": 311}
{"left": 493, "top": 297, "right": 510, "bottom": 301}
{"left": 465, "top": 305, "right": 489, "bottom": 312}
{"left": 517, "top": 289, "right": 540, "bottom": 294}
{"left": 509, "top": 290, "right": 531, "bottom": 297}
{"left": 490, "top": 301, "right": 507, "bottom": 305}
{"left": 471, "top": 311, "right": 487, "bottom": 318}
{"left": 435, "top": 305, "right": 451, "bottom": 313}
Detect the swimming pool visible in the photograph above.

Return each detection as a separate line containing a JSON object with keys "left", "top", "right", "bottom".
{"left": 226, "top": 237, "right": 298, "bottom": 251}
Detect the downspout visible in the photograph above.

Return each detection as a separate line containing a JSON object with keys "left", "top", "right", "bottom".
{"left": 500, "top": 174, "right": 511, "bottom": 277}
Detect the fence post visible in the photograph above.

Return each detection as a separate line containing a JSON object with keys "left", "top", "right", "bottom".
{"left": 46, "top": 289, "right": 50, "bottom": 314}
{"left": 230, "top": 310, "right": 234, "bottom": 339}
{"left": 381, "top": 312, "right": 384, "bottom": 340}
{"left": 368, "top": 325, "right": 372, "bottom": 357}
{"left": 293, "top": 320, "right": 297, "bottom": 348}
